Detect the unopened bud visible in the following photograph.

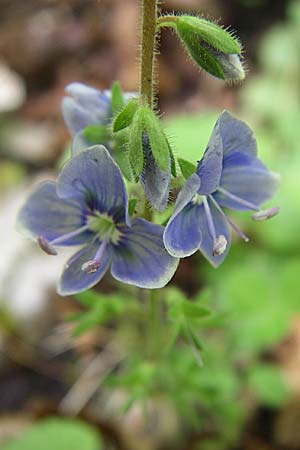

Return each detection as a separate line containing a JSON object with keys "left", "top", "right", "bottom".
{"left": 37, "top": 236, "right": 57, "bottom": 255}
{"left": 212, "top": 235, "right": 227, "bottom": 256}
{"left": 81, "top": 260, "right": 100, "bottom": 274}
{"left": 252, "top": 206, "right": 279, "bottom": 222}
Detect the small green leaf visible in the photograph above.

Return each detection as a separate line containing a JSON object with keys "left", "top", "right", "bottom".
{"left": 128, "top": 109, "right": 144, "bottom": 178}
{"left": 143, "top": 108, "right": 169, "bottom": 171}
{"left": 248, "top": 365, "right": 289, "bottom": 407}
{"left": 111, "top": 81, "right": 124, "bottom": 115}
{"left": 182, "top": 301, "right": 211, "bottom": 319}
{"left": 113, "top": 98, "right": 139, "bottom": 132}
{"left": 178, "top": 158, "right": 197, "bottom": 179}
{"left": 128, "top": 198, "right": 138, "bottom": 215}
{"left": 83, "top": 125, "right": 111, "bottom": 144}
{"left": 2, "top": 418, "right": 102, "bottom": 450}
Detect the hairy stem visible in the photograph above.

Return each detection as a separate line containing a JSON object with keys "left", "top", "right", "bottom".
{"left": 139, "top": 0, "right": 158, "bottom": 107}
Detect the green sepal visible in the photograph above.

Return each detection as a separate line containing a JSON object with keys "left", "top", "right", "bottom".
{"left": 176, "top": 29, "right": 226, "bottom": 79}
{"left": 111, "top": 81, "right": 124, "bottom": 115}
{"left": 178, "top": 158, "right": 197, "bottom": 179}
{"left": 128, "top": 109, "right": 144, "bottom": 179}
{"left": 113, "top": 128, "right": 133, "bottom": 181}
{"left": 177, "top": 16, "right": 241, "bottom": 55}
{"left": 142, "top": 108, "right": 169, "bottom": 172}
{"left": 168, "top": 141, "right": 177, "bottom": 177}
{"left": 113, "top": 98, "right": 139, "bottom": 132}
{"left": 83, "top": 125, "right": 111, "bottom": 144}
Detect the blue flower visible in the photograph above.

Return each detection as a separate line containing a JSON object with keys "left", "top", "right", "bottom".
{"left": 163, "top": 111, "right": 279, "bottom": 267}
{"left": 62, "top": 83, "right": 134, "bottom": 155}
{"left": 17, "top": 146, "right": 179, "bottom": 295}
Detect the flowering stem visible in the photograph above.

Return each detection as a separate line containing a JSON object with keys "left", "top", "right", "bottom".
{"left": 139, "top": 0, "right": 159, "bottom": 107}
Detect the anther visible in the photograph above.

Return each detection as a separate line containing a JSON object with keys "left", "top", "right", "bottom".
{"left": 37, "top": 236, "right": 57, "bottom": 255}
{"left": 213, "top": 235, "right": 227, "bottom": 256}
{"left": 81, "top": 260, "right": 100, "bottom": 274}
{"left": 252, "top": 206, "right": 279, "bottom": 222}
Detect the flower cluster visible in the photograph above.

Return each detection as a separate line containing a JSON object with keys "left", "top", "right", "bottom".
{"left": 17, "top": 83, "right": 279, "bottom": 295}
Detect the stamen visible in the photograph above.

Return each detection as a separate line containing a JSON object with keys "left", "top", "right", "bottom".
{"left": 252, "top": 206, "right": 279, "bottom": 221}
{"left": 213, "top": 235, "right": 227, "bottom": 256}
{"left": 209, "top": 195, "right": 250, "bottom": 242}
{"left": 217, "top": 187, "right": 260, "bottom": 211}
{"left": 50, "top": 225, "right": 89, "bottom": 246}
{"left": 203, "top": 197, "right": 217, "bottom": 241}
{"left": 37, "top": 236, "right": 57, "bottom": 255}
{"left": 81, "top": 240, "right": 107, "bottom": 275}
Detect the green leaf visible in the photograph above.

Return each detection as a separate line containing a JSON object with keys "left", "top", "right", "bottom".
{"left": 111, "top": 81, "right": 124, "bottom": 115}
{"left": 113, "top": 98, "right": 139, "bottom": 132}
{"left": 177, "top": 16, "right": 241, "bottom": 54}
{"left": 248, "top": 365, "right": 289, "bottom": 408}
{"left": 143, "top": 108, "right": 169, "bottom": 171}
{"left": 128, "top": 109, "right": 144, "bottom": 178}
{"left": 168, "top": 142, "right": 177, "bottom": 177}
{"left": 182, "top": 301, "right": 211, "bottom": 319}
{"left": 83, "top": 125, "right": 111, "bottom": 144}
{"left": 2, "top": 418, "right": 102, "bottom": 450}
{"left": 178, "top": 158, "right": 197, "bottom": 179}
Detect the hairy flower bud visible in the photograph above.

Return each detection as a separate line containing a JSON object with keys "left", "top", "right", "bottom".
{"left": 161, "top": 15, "right": 244, "bottom": 82}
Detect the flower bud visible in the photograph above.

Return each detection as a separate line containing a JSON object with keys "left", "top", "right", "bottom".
{"left": 169, "top": 15, "right": 244, "bottom": 81}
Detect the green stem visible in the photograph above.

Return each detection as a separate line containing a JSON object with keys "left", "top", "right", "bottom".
{"left": 139, "top": 0, "right": 158, "bottom": 107}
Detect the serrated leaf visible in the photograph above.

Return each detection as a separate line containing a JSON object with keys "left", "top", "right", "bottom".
{"left": 113, "top": 98, "right": 139, "bottom": 132}
{"left": 178, "top": 158, "right": 196, "bottom": 178}
{"left": 111, "top": 81, "right": 124, "bottom": 115}
{"left": 83, "top": 125, "right": 111, "bottom": 144}
{"left": 2, "top": 418, "right": 102, "bottom": 450}
{"left": 128, "top": 110, "right": 144, "bottom": 178}
{"left": 143, "top": 108, "right": 169, "bottom": 171}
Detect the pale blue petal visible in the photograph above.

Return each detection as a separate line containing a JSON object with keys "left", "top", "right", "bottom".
{"left": 163, "top": 203, "right": 202, "bottom": 257}
{"left": 58, "top": 240, "right": 111, "bottom": 296}
{"left": 140, "top": 139, "right": 171, "bottom": 212}
{"left": 65, "top": 83, "right": 111, "bottom": 113}
{"left": 197, "top": 123, "right": 223, "bottom": 195}
{"left": 215, "top": 151, "right": 280, "bottom": 210}
{"left": 17, "top": 181, "right": 91, "bottom": 245}
{"left": 198, "top": 201, "right": 231, "bottom": 267}
{"left": 111, "top": 218, "right": 179, "bottom": 288}
{"left": 57, "top": 146, "right": 129, "bottom": 225}
{"left": 61, "top": 98, "right": 99, "bottom": 136}
{"left": 172, "top": 173, "right": 201, "bottom": 217}
{"left": 216, "top": 110, "right": 257, "bottom": 157}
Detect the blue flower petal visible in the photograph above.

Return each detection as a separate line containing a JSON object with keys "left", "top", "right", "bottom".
{"left": 58, "top": 240, "right": 111, "bottom": 296}
{"left": 140, "top": 139, "right": 171, "bottom": 212}
{"left": 216, "top": 110, "right": 257, "bottom": 157}
{"left": 197, "top": 122, "right": 223, "bottom": 195}
{"left": 214, "top": 151, "right": 280, "bottom": 210}
{"left": 111, "top": 218, "right": 179, "bottom": 288}
{"left": 71, "top": 131, "right": 90, "bottom": 156}
{"left": 65, "top": 83, "right": 111, "bottom": 113}
{"left": 57, "top": 146, "right": 129, "bottom": 225}
{"left": 61, "top": 98, "right": 99, "bottom": 136}
{"left": 163, "top": 203, "right": 202, "bottom": 257}
{"left": 17, "top": 181, "right": 91, "bottom": 245}
{"left": 197, "top": 201, "right": 231, "bottom": 267}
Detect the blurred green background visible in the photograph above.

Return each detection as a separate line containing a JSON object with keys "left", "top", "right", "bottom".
{"left": 0, "top": 1, "right": 299, "bottom": 449}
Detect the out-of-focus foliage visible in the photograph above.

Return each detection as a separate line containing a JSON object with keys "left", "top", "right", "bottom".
{"left": 2, "top": 418, "right": 103, "bottom": 450}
